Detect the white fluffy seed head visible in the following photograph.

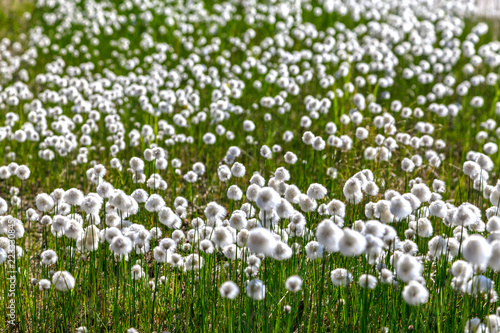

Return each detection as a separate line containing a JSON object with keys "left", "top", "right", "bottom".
{"left": 305, "top": 241, "right": 324, "bottom": 260}
{"left": 285, "top": 275, "right": 303, "bottom": 293}
{"left": 316, "top": 219, "right": 343, "bottom": 252}
{"left": 339, "top": 228, "right": 366, "bottom": 257}
{"left": 246, "top": 228, "right": 277, "bottom": 256}
{"left": 396, "top": 254, "right": 423, "bottom": 282}
{"left": 331, "top": 268, "right": 353, "bottom": 287}
{"left": 307, "top": 183, "right": 327, "bottom": 200}
{"left": 402, "top": 281, "right": 429, "bottom": 306}
{"left": 284, "top": 152, "right": 298, "bottom": 164}
{"left": 411, "top": 184, "right": 431, "bottom": 202}
{"left": 204, "top": 202, "right": 227, "bottom": 223}
{"left": 219, "top": 281, "right": 240, "bottom": 299}
{"left": 462, "top": 235, "right": 492, "bottom": 266}
{"left": 231, "top": 162, "right": 246, "bottom": 178}
{"left": 36, "top": 193, "right": 55, "bottom": 212}
{"left": 227, "top": 185, "right": 243, "bottom": 201}
{"left": 256, "top": 187, "right": 281, "bottom": 211}
{"left": 246, "top": 279, "right": 266, "bottom": 300}
{"left": 389, "top": 196, "right": 412, "bottom": 219}
{"left": 52, "top": 271, "right": 75, "bottom": 292}
{"left": 359, "top": 274, "right": 377, "bottom": 289}
{"left": 343, "top": 178, "right": 363, "bottom": 204}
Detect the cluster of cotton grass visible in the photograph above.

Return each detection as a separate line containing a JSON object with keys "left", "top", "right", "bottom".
{"left": 1, "top": 0, "right": 500, "bottom": 331}
{"left": 465, "top": 307, "right": 500, "bottom": 333}
{"left": 1, "top": 153, "right": 499, "bottom": 331}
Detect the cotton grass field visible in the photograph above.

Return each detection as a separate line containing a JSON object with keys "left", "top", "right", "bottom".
{"left": 1, "top": 0, "right": 500, "bottom": 332}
